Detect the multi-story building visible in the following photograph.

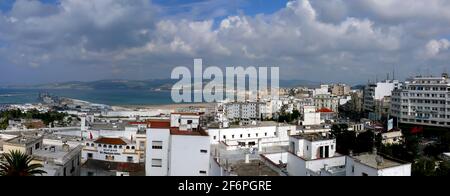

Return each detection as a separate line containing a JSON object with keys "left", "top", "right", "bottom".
{"left": 208, "top": 121, "right": 296, "bottom": 151}
{"left": 146, "top": 113, "right": 210, "bottom": 176}
{"left": 391, "top": 73, "right": 450, "bottom": 128}
{"left": 269, "top": 133, "right": 412, "bottom": 176}
{"left": 223, "top": 102, "right": 267, "bottom": 123}
{"left": 313, "top": 94, "right": 339, "bottom": 113}
{"left": 0, "top": 133, "right": 83, "bottom": 176}
{"left": 82, "top": 137, "right": 140, "bottom": 163}
{"left": 331, "top": 84, "right": 351, "bottom": 96}
{"left": 363, "top": 80, "right": 401, "bottom": 119}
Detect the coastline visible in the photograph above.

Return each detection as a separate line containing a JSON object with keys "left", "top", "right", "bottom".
{"left": 113, "top": 102, "right": 216, "bottom": 110}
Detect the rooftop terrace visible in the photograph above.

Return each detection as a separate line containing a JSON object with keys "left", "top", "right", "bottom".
{"left": 351, "top": 153, "right": 409, "bottom": 169}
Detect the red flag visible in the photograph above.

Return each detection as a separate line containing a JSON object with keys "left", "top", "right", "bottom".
{"left": 89, "top": 132, "right": 93, "bottom": 140}
{"left": 411, "top": 127, "right": 423, "bottom": 134}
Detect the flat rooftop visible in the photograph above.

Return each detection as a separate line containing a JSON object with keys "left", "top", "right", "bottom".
{"left": 230, "top": 160, "right": 280, "bottom": 176}
{"left": 291, "top": 133, "right": 333, "bottom": 142}
{"left": 4, "top": 134, "right": 43, "bottom": 146}
{"left": 351, "top": 153, "right": 408, "bottom": 169}
{"left": 33, "top": 144, "right": 83, "bottom": 165}
{"left": 209, "top": 121, "right": 284, "bottom": 129}
{"left": 82, "top": 159, "right": 145, "bottom": 176}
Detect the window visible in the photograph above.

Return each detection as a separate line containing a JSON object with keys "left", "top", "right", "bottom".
{"left": 265, "top": 133, "right": 267, "bottom": 136}
{"left": 199, "top": 171, "right": 207, "bottom": 174}
{"left": 240, "top": 134, "right": 243, "bottom": 138}
{"left": 187, "top": 120, "right": 193, "bottom": 124}
{"left": 131, "top": 146, "right": 135, "bottom": 150}
{"left": 152, "top": 159, "right": 162, "bottom": 167}
{"left": 114, "top": 145, "right": 117, "bottom": 149}
{"left": 119, "top": 145, "right": 123, "bottom": 149}
{"left": 87, "top": 153, "right": 93, "bottom": 159}
{"left": 232, "top": 135, "right": 235, "bottom": 139}
{"left": 152, "top": 141, "right": 163, "bottom": 149}
{"left": 362, "top": 173, "right": 369, "bottom": 176}
{"left": 127, "top": 156, "right": 133, "bottom": 162}
{"left": 98, "top": 144, "right": 102, "bottom": 147}
{"left": 200, "top": 150, "right": 208, "bottom": 153}
{"left": 35, "top": 142, "right": 40, "bottom": 149}
{"left": 87, "top": 172, "right": 94, "bottom": 176}
{"left": 248, "top": 134, "right": 251, "bottom": 138}
{"left": 223, "top": 135, "right": 226, "bottom": 139}
{"left": 108, "top": 145, "right": 112, "bottom": 148}
{"left": 213, "top": 136, "right": 216, "bottom": 140}
{"left": 126, "top": 146, "right": 130, "bottom": 149}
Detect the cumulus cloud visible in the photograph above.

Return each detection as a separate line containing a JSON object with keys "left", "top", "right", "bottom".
{"left": 0, "top": 0, "right": 450, "bottom": 84}
{"left": 426, "top": 39, "right": 450, "bottom": 57}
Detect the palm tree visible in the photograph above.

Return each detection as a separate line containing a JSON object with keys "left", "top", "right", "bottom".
{"left": 0, "top": 150, "right": 47, "bottom": 176}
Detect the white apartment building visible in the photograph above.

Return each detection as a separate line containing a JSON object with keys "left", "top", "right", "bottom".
{"left": 286, "top": 134, "right": 346, "bottom": 176}
{"left": 208, "top": 122, "right": 296, "bottom": 151}
{"left": 364, "top": 80, "right": 401, "bottom": 119}
{"left": 283, "top": 133, "right": 411, "bottom": 176}
{"left": 346, "top": 151, "right": 411, "bottom": 176}
{"left": 146, "top": 113, "right": 210, "bottom": 176}
{"left": 313, "top": 85, "right": 330, "bottom": 96}
{"left": 224, "top": 102, "right": 267, "bottom": 122}
{"left": 82, "top": 137, "right": 140, "bottom": 163}
{"left": 391, "top": 73, "right": 450, "bottom": 128}
{"left": 301, "top": 106, "right": 321, "bottom": 126}
{"left": 0, "top": 134, "right": 83, "bottom": 176}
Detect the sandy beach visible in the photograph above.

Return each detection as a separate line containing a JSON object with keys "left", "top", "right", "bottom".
{"left": 112, "top": 102, "right": 216, "bottom": 111}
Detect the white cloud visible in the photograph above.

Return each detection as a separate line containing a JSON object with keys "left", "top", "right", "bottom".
{"left": 426, "top": 39, "right": 450, "bottom": 57}
{"left": 1, "top": 0, "right": 450, "bottom": 84}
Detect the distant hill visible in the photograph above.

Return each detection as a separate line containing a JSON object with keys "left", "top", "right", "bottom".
{"left": 2, "top": 78, "right": 319, "bottom": 90}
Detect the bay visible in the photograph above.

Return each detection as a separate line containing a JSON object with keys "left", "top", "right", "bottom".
{"left": 0, "top": 88, "right": 174, "bottom": 106}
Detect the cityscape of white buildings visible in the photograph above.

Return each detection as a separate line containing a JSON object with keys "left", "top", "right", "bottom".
{"left": 3, "top": 74, "right": 449, "bottom": 176}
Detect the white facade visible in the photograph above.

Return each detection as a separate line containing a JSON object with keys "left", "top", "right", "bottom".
{"left": 391, "top": 74, "right": 450, "bottom": 128}
{"left": 313, "top": 85, "right": 330, "bottom": 96}
{"left": 223, "top": 102, "right": 266, "bottom": 122}
{"left": 285, "top": 134, "right": 412, "bottom": 176}
{"left": 363, "top": 80, "right": 401, "bottom": 114}
{"left": 207, "top": 123, "right": 296, "bottom": 151}
{"left": 301, "top": 106, "right": 321, "bottom": 126}
{"left": 345, "top": 154, "right": 411, "bottom": 176}
{"left": 169, "top": 135, "right": 210, "bottom": 176}
{"left": 82, "top": 137, "right": 140, "bottom": 163}
{"left": 146, "top": 113, "right": 210, "bottom": 176}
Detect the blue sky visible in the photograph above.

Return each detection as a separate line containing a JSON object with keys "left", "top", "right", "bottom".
{"left": 1, "top": 0, "right": 289, "bottom": 16}
{"left": 1, "top": 0, "right": 450, "bottom": 85}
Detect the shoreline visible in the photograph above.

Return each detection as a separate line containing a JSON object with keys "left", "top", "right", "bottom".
{"left": 113, "top": 102, "right": 216, "bottom": 110}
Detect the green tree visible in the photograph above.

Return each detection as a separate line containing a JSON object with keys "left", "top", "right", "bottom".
{"left": 0, "top": 151, "right": 47, "bottom": 176}
{"left": 436, "top": 161, "right": 450, "bottom": 176}
{"left": 355, "top": 131, "right": 375, "bottom": 153}
{"left": 412, "top": 158, "right": 436, "bottom": 176}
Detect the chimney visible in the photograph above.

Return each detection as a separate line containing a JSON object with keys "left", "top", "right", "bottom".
{"left": 372, "top": 147, "right": 378, "bottom": 155}
{"left": 62, "top": 143, "right": 70, "bottom": 152}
